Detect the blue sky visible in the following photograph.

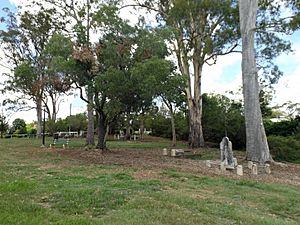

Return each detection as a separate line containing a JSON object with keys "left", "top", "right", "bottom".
{"left": 0, "top": 0, "right": 299, "bottom": 123}
{"left": 0, "top": 0, "right": 16, "bottom": 30}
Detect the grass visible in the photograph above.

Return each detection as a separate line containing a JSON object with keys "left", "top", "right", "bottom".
{"left": 0, "top": 138, "right": 300, "bottom": 224}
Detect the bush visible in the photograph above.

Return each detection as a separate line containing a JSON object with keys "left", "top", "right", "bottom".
{"left": 268, "top": 135, "right": 300, "bottom": 162}
{"left": 264, "top": 118, "right": 300, "bottom": 137}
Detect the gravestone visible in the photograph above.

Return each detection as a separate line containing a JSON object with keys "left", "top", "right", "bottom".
{"left": 237, "top": 165, "right": 243, "bottom": 176}
{"left": 206, "top": 160, "right": 211, "bottom": 168}
{"left": 220, "top": 137, "right": 235, "bottom": 168}
{"left": 171, "top": 149, "right": 184, "bottom": 157}
{"left": 248, "top": 161, "right": 253, "bottom": 169}
{"left": 265, "top": 164, "right": 271, "bottom": 174}
{"left": 220, "top": 161, "right": 226, "bottom": 172}
{"left": 252, "top": 164, "right": 258, "bottom": 175}
{"left": 162, "top": 148, "right": 168, "bottom": 156}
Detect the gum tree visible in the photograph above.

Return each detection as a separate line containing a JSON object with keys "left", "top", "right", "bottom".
{"left": 0, "top": 8, "right": 64, "bottom": 136}
{"left": 129, "top": 0, "right": 240, "bottom": 148}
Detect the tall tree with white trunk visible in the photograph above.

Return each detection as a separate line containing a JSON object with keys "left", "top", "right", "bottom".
{"left": 239, "top": 0, "right": 271, "bottom": 163}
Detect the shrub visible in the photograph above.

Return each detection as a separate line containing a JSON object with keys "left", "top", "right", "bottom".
{"left": 268, "top": 135, "right": 300, "bottom": 162}
{"left": 264, "top": 118, "right": 300, "bottom": 137}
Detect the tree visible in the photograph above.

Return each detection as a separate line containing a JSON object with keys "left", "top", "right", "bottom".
{"left": 238, "top": 0, "right": 299, "bottom": 162}
{"left": 0, "top": 114, "right": 9, "bottom": 138}
{"left": 0, "top": 8, "right": 65, "bottom": 137}
{"left": 12, "top": 118, "right": 27, "bottom": 134}
{"left": 239, "top": 0, "right": 271, "bottom": 162}
{"left": 41, "top": 34, "right": 73, "bottom": 122}
{"left": 67, "top": 113, "right": 88, "bottom": 133}
{"left": 92, "top": 14, "right": 171, "bottom": 149}
{"left": 158, "top": 73, "right": 186, "bottom": 146}
{"left": 129, "top": 0, "right": 240, "bottom": 148}
{"left": 202, "top": 94, "right": 245, "bottom": 148}
{"left": 30, "top": 0, "right": 98, "bottom": 145}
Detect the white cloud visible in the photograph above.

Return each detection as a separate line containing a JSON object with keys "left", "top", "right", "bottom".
{"left": 202, "top": 53, "right": 242, "bottom": 98}
{"left": 272, "top": 65, "right": 300, "bottom": 106}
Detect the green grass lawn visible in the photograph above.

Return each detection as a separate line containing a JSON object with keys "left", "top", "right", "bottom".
{"left": 0, "top": 138, "right": 300, "bottom": 225}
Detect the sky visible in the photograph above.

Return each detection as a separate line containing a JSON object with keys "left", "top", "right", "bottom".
{"left": 0, "top": 0, "right": 299, "bottom": 124}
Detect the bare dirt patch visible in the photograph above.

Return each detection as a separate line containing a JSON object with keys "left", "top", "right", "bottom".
{"left": 47, "top": 148, "right": 300, "bottom": 186}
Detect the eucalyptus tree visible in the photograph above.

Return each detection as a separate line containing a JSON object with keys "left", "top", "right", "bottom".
{"left": 239, "top": 0, "right": 299, "bottom": 162}
{"left": 0, "top": 8, "right": 65, "bottom": 136}
{"left": 41, "top": 33, "right": 75, "bottom": 132}
{"left": 128, "top": 0, "right": 240, "bottom": 148}
{"left": 157, "top": 73, "right": 186, "bottom": 146}
{"left": 35, "top": 0, "right": 104, "bottom": 145}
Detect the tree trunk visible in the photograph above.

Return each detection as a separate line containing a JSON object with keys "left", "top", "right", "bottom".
{"left": 239, "top": 0, "right": 272, "bottom": 163}
{"left": 176, "top": 35, "right": 205, "bottom": 148}
{"left": 170, "top": 105, "right": 177, "bottom": 147}
{"left": 125, "top": 112, "right": 131, "bottom": 140}
{"left": 86, "top": 85, "right": 95, "bottom": 146}
{"left": 96, "top": 111, "right": 106, "bottom": 150}
{"left": 104, "top": 124, "right": 109, "bottom": 144}
{"left": 139, "top": 113, "right": 145, "bottom": 141}
{"left": 36, "top": 98, "right": 43, "bottom": 138}
{"left": 188, "top": 104, "right": 205, "bottom": 148}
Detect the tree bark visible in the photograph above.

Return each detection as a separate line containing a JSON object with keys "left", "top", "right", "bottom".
{"left": 139, "top": 113, "right": 145, "bottom": 141}
{"left": 188, "top": 104, "right": 205, "bottom": 148}
{"left": 175, "top": 31, "right": 205, "bottom": 148}
{"left": 86, "top": 85, "right": 95, "bottom": 146}
{"left": 239, "top": 0, "right": 272, "bottom": 163}
{"left": 169, "top": 104, "right": 177, "bottom": 147}
{"left": 125, "top": 112, "right": 131, "bottom": 140}
{"left": 36, "top": 97, "right": 43, "bottom": 138}
{"left": 96, "top": 111, "right": 106, "bottom": 150}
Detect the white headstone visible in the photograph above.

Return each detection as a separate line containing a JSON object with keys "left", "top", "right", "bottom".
{"left": 237, "top": 165, "right": 243, "bottom": 176}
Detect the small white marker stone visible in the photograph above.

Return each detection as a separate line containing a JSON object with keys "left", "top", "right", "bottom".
{"left": 248, "top": 161, "right": 253, "bottom": 169}
{"left": 233, "top": 157, "right": 238, "bottom": 167}
{"left": 171, "top": 149, "right": 176, "bottom": 157}
{"left": 237, "top": 165, "right": 243, "bottom": 176}
{"left": 265, "top": 164, "right": 271, "bottom": 174}
{"left": 252, "top": 164, "right": 258, "bottom": 175}
{"left": 206, "top": 160, "right": 211, "bottom": 168}
{"left": 162, "top": 148, "right": 168, "bottom": 156}
{"left": 220, "top": 162, "right": 226, "bottom": 172}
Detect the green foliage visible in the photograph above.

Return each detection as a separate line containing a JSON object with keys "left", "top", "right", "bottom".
{"left": 12, "top": 118, "right": 27, "bottom": 134}
{"left": 202, "top": 94, "right": 245, "bottom": 148}
{"left": 67, "top": 113, "right": 88, "bottom": 132}
{"left": 26, "top": 123, "right": 37, "bottom": 135}
{"left": 259, "top": 89, "right": 273, "bottom": 118}
{"left": 265, "top": 117, "right": 300, "bottom": 137}
{"left": 0, "top": 114, "right": 9, "bottom": 137}
{"left": 268, "top": 136, "right": 300, "bottom": 162}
